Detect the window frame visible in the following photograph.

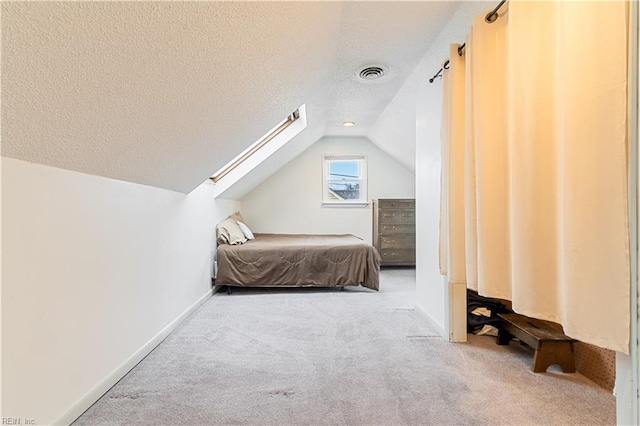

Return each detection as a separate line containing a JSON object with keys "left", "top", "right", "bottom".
{"left": 322, "top": 154, "right": 368, "bottom": 206}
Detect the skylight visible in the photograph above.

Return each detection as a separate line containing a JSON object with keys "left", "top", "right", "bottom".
{"left": 211, "top": 105, "right": 307, "bottom": 200}
{"left": 211, "top": 109, "right": 300, "bottom": 183}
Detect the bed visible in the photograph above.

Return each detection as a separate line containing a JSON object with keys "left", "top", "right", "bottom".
{"left": 216, "top": 233, "right": 381, "bottom": 291}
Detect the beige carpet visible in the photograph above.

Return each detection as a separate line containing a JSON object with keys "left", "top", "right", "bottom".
{"left": 74, "top": 268, "right": 615, "bottom": 425}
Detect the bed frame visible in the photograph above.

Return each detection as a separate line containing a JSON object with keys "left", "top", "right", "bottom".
{"left": 216, "top": 233, "right": 381, "bottom": 291}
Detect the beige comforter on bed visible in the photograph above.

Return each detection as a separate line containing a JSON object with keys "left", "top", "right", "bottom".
{"left": 216, "top": 233, "right": 381, "bottom": 290}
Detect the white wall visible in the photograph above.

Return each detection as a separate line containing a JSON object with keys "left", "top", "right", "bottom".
{"left": 372, "top": 1, "right": 493, "bottom": 334}
{"left": 240, "top": 136, "right": 414, "bottom": 244}
{"left": 1, "top": 157, "right": 239, "bottom": 425}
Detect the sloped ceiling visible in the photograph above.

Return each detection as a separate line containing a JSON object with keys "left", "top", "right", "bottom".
{"left": 2, "top": 1, "right": 459, "bottom": 194}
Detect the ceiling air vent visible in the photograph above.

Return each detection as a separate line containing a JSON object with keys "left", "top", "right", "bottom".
{"left": 359, "top": 66, "right": 385, "bottom": 80}
{"left": 355, "top": 65, "right": 388, "bottom": 82}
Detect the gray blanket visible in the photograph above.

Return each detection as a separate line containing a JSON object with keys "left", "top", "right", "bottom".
{"left": 216, "top": 233, "right": 381, "bottom": 290}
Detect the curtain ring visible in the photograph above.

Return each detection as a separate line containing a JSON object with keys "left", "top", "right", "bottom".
{"left": 485, "top": 0, "right": 507, "bottom": 23}
{"left": 485, "top": 11, "right": 498, "bottom": 23}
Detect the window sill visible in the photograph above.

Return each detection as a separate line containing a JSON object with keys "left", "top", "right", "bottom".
{"left": 321, "top": 202, "right": 369, "bottom": 208}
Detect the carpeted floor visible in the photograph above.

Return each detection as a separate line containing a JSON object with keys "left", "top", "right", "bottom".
{"left": 74, "top": 268, "right": 615, "bottom": 425}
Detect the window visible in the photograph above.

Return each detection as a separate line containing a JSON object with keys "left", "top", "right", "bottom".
{"left": 322, "top": 154, "right": 367, "bottom": 205}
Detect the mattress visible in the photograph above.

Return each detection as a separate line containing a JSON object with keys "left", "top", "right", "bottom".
{"left": 216, "top": 233, "right": 381, "bottom": 290}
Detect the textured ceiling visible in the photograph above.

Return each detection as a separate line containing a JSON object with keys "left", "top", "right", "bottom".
{"left": 2, "top": 1, "right": 459, "bottom": 194}
{"left": 324, "top": 1, "right": 459, "bottom": 139}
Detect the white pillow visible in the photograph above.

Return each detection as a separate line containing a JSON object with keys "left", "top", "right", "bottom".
{"left": 237, "top": 221, "right": 255, "bottom": 240}
{"left": 216, "top": 223, "right": 230, "bottom": 244}
{"left": 218, "top": 218, "right": 247, "bottom": 245}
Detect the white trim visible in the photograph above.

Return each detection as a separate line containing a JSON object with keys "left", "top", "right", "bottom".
{"left": 448, "top": 281, "right": 468, "bottom": 343}
{"left": 54, "top": 289, "right": 213, "bottom": 426}
{"left": 321, "top": 202, "right": 369, "bottom": 208}
{"left": 617, "top": 2, "right": 640, "bottom": 423}
{"left": 414, "top": 303, "right": 447, "bottom": 340}
{"left": 631, "top": 0, "right": 640, "bottom": 419}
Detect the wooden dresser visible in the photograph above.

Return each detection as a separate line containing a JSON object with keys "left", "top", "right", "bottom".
{"left": 372, "top": 199, "right": 416, "bottom": 266}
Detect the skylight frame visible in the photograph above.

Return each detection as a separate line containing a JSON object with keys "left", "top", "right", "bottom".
{"left": 211, "top": 109, "right": 300, "bottom": 183}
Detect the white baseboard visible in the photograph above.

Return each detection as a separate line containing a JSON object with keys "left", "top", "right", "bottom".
{"left": 414, "top": 303, "right": 448, "bottom": 340}
{"left": 54, "top": 289, "right": 213, "bottom": 425}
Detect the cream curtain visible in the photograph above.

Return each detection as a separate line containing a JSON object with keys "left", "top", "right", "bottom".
{"left": 440, "top": 44, "right": 467, "bottom": 286}
{"left": 438, "top": 65, "right": 450, "bottom": 276}
{"left": 439, "top": 0, "right": 630, "bottom": 352}
{"left": 464, "top": 32, "right": 478, "bottom": 292}
{"left": 468, "top": 9, "right": 511, "bottom": 301}
{"left": 553, "top": 1, "right": 630, "bottom": 351}
{"left": 508, "top": 0, "right": 629, "bottom": 352}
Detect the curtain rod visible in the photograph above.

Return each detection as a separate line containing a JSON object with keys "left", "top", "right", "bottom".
{"left": 428, "top": 0, "right": 507, "bottom": 84}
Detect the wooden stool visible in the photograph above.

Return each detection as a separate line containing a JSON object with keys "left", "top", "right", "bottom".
{"left": 496, "top": 313, "right": 577, "bottom": 373}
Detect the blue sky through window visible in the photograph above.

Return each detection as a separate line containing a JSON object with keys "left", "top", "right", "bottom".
{"left": 329, "top": 161, "right": 359, "bottom": 180}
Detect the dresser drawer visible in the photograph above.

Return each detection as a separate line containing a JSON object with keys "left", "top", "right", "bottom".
{"left": 398, "top": 210, "right": 415, "bottom": 224}
{"left": 380, "top": 235, "right": 415, "bottom": 250}
{"left": 380, "top": 224, "right": 414, "bottom": 234}
{"left": 378, "top": 199, "right": 415, "bottom": 210}
{"left": 379, "top": 249, "right": 415, "bottom": 264}
{"left": 380, "top": 210, "right": 402, "bottom": 224}
{"left": 380, "top": 209, "right": 415, "bottom": 224}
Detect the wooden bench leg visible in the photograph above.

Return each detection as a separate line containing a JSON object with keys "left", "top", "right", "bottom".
{"left": 533, "top": 342, "right": 576, "bottom": 373}
{"left": 496, "top": 329, "right": 514, "bottom": 345}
